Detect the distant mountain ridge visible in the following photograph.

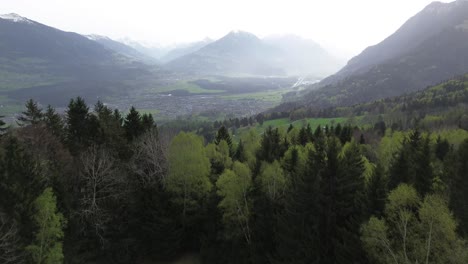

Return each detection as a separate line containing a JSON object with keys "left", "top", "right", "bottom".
{"left": 86, "top": 34, "right": 158, "bottom": 64}
{"left": 321, "top": 0, "right": 468, "bottom": 86}
{"left": 159, "top": 38, "right": 213, "bottom": 63}
{"left": 0, "top": 13, "right": 151, "bottom": 105}
{"left": 287, "top": 0, "right": 468, "bottom": 110}
{"left": 165, "top": 31, "right": 339, "bottom": 77}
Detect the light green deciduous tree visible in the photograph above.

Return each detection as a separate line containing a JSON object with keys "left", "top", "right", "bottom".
{"left": 26, "top": 188, "right": 66, "bottom": 264}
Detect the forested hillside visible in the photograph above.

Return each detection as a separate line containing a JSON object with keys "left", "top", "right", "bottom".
{"left": 1, "top": 96, "right": 468, "bottom": 263}
{"left": 282, "top": 0, "right": 468, "bottom": 110}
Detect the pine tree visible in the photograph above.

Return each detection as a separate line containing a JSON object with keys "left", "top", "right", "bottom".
{"left": 435, "top": 135, "right": 450, "bottom": 161}
{"left": 26, "top": 188, "right": 66, "bottom": 264}
{"left": 0, "top": 137, "right": 46, "bottom": 242}
{"left": 318, "top": 137, "right": 340, "bottom": 263}
{"left": 215, "top": 126, "right": 233, "bottom": 150}
{"left": 124, "top": 106, "right": 143, "bottom": 141}
{"left": 234, "top": 140, "right": 247, "bottom": 162}
{"left": 414, "top": 136, "right": 433, "bottom": 196}
{"left": 141, "top": 113, "right": 155, "bottom": 132}
{"left": 366, "top": 163, "right": 387, "bottom": 217}
{"left": 17, "top": 99, "right": 43, "bottom": 126}
{"left": 359, "top": 133, "right": 366, "bottom": 144}
{"left": 274, "top": 147, "right": 321, "bottom": 264}
{"left": 44, "top": 105, "right": 64, "bottom": 137}
{"left": 66, "top": 97, "right": 91, "bottom": 151}
{"left": 388, "top": 139, "right": 411, "bottom": 190}
{"left": 334, "top": 142, "right": 367, "bottom": 264}
{"left": 0, "top": 115, "right": 8, "bottom": 134}
{"left": 298, "top": 127, "right": 308, "bottom": 146}
{"left": 450, "top": 139, "right": 468, "bottom": 237}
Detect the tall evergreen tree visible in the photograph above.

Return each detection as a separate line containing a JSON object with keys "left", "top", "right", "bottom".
{"left": 414, "top": 136, "right": 433, "bottom": 196}
{"left": 65, "top": 97, "right": 91, "bottom": 151}
{"left": 335, "top": 142, "right": 367, "bottom": 264}
{"left": 274, "top": 147, "right": 321, "bottom": 264}
{"left": 435, "top": 135, "right": 450, "bottom": 161}
{"left": 366, "top": 163, "right": 387, "bottom": 217}
{"left": 0, "top": 137, "right": 46, "bottom": 243}
{"left": 450, "top": 139, "right": 468, "bottom": 237}
{"left": 234, "top": 140, "right": 247, "bottom": 162}
{"left": 215, "top": 126, "right": 233, "bottom": 151}
{"left": 0, "top": 115, "right": 8, "bottom": 134}
{"left": 44, "top": 105, "right": 64, "bottom": 138}
{"left": 141, "top": 113, "right": 155, "bottom": 132}
{"left": 124, "top": 107, "right": 143, "bottom": 141}
{"left": 17, "top": 99, "right": 43, "bottom": 126}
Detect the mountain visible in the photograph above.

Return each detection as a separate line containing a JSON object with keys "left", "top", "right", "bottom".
{"left": 159, "top": 38, "right": 213, "bottom": 63}
{"left": 264, "top": 34, "right": 342, "bottom": 77}
{"left": 0, "top": 13, "right": 150, "bottom": 105}
{"left": 291, "top": 0, "right": 468, "bottom": 109}
{"left": 323, "top": 0, "right": 468, "bottom": 85}
{"left": 165, "top": 30, "right": 286, "bottom": 76}
{"left": 119, "top": 38, "right": 171, "bottom": 60}
{"left": 86, "top": 34, "right": 157, "bottom": 64}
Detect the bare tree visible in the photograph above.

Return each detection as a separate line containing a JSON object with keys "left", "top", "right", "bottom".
{"left": 131, "top": 129, "right": 169, "bottom": 187}
{"left": 77, "top": 145, "right": 124, "bottom": 245}
{"left": 0, "top": 213, "right": 24, "bottom": 264}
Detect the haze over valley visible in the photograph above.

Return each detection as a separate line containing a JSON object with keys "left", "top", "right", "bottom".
{"left": 2, "top": 1, "right": 468, "bottom": 264}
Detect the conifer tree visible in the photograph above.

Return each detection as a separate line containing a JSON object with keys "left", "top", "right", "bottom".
{"left": 66, "top": 97, "right": 91, "bottom": 151}
{"left": 44, "top": 105, "right": 64, "bottom": 137}
{"left": 234, "top": 139, "right": 247, "bottom": 162}
{"left": 17, "top": 99, "right": 43, "bottom": 126}
{"left": 0, "top": 115, "right": 8, "bottom": 134}
{"left": 450, "top": 139, "right": 468, "bottom": 237}
{"left": 366, "top": 163, "right": 387, "bottom": 217}
{"left": 335, "top": 142, "right": 367, "bottom": 264}
{"left": 274, "top": 147, "right": 321, "bottom": 264}
{"left": 124, "top": 107, "right": 143, "bottom": 141}
{"left": 215, "top": 126, "right": 232, "bottom": 150}
{"left": 141, "top": 113, "right": 155, "bottom": 132}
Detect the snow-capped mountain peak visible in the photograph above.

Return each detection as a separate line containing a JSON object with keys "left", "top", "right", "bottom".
{"left": 0, "top": 13, "right": 33, "bottom": 24}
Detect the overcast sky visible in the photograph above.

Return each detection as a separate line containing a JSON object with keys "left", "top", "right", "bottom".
{"left": 0, "top": 0, "right": 452, "bottom": 58}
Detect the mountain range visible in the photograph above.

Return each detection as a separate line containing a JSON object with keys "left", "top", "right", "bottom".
{"left": 165, "top": 31, "right": 340, "bottom": 77}
{"left": 288, "top": 0, "right": 468, "bottom": 109}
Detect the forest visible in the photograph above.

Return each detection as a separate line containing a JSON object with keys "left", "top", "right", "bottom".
{"left": 1, "top": 97, "right": 468, "bottom": 264}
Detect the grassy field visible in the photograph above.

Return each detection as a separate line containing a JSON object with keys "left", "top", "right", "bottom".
{"left": 233, "top": 116, "right": 363, "bottom": 137}
{"left": 155, "top": 81, "right": 225, "bottom": 94}
{"left": 221, "top": 89, "right": 285, "bottom": 102}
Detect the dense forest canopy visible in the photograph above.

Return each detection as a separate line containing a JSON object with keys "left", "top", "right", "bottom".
{"left": 1, "top": 95, "right": 468, "bottom": 263}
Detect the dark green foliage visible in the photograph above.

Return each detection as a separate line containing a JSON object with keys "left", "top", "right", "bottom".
{"left": 366, "top": 163, "right": 387, "bottom": 217}
{"left": 65, "top": 97, "right": 94, "bottom": 152}
{"left": 257, "top": 126, "right": 284, "bottom": 163}
{"left": 389, "top": 129, "right": 434, "bottom": 196}
{"left": 435, "top": 135, "right": 450, "bottom": 161}
{"left": 2, "top": 96, "right": 468, "bottom": 264}
{"left": 215, "top": 126, "right": 233, "bottom": 150}
{"left": 0, "top": 137, "right": 46, "bottom": 243}
{"left": 141, "top": 113, "right": 155, "bottom": 131}
{"left": 0, "top": 116, "right": 8, "bottom": 134}
{"left": 234, "top": 139, "right": 246, "bottom": 162}
{"left": 359, "top": 133, "right": 366, "bottom": 144}
{"left": 44, "top": 105, "right": 64, "bottom": 137}
{"left": 17, "top": 99, "right": 43, "bottom": 126}
{"left": 450, "top": 139, "right": 468, "bottom": 237}
{"left": 124, "top": 107, "right": 144, "bottom": 141}
{"left": 334, "top": 142, "right": 367, "bottom": 264}
{"left": 274, "top": 148, "right": 321, "bottom": 264}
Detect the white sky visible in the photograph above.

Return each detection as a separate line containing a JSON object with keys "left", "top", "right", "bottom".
{"left": 0, "top": 0, "right": 453, "bottom": 59}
